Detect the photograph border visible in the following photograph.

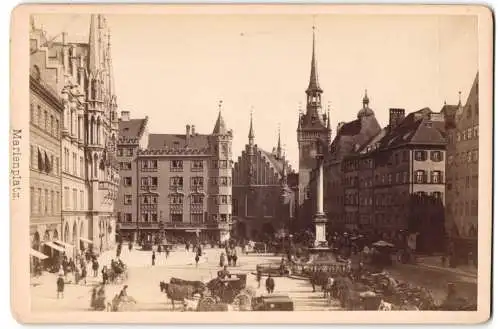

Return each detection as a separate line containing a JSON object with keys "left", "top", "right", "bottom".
{"left": 10, "top": 3, "right": 493, "bottom": 324}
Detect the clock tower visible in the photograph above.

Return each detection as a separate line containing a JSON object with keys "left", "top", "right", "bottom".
{"left": 297, "top": 26, "right": 332, "bottom": 214}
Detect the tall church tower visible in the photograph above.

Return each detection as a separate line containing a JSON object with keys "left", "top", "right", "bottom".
{"left": 296, "top": 26, "right": 332, "bottom": 213}
{"left": 208, "top": 101, "right": 233, "bottom": 242}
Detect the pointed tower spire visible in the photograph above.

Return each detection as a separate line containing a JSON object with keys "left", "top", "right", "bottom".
{"left": 276, "top": 125, "right": 282, "bottom": 159}
{"left": 458, "top": 91, "right": 462, "bottom": 107}
{"left": 363, "top": 89, "right": 370, "bottom": 108}
{"left": 88, "top": 14, "right": 100, "bottom": 75}
{"left": 327, "top": 101, "right": 332, "bottom": 129}
{"left": 248, "top": 107, "right": 255, "bottom": 145}
{"left": 212, "top": 100, "right": 227, "bottom": 135}
{"left": 307, "top": 25, "right": 322, "bottom": 93}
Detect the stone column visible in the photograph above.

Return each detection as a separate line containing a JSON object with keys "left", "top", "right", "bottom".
{"left": 313, "top": 157, "right": 327, "bottom": 247}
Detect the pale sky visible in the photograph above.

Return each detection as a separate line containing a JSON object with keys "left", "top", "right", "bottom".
{"left": 34, "top": 14, "right": 478, "bottom": 170}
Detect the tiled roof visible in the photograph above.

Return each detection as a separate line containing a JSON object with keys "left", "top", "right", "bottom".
{"left": 338, "top": 119, "right": 362, "bottom": 136}
{"left": 147, "top": 133, "right": 210, "bottom": 150}
{"left": 119, "top": 118, "right": 147, "bottom": 138}
{"left": 212, "top": 111, "right": 227, "bottom": 135}
{"left": 377, "top": 111, "right": 447, "bottom": 149}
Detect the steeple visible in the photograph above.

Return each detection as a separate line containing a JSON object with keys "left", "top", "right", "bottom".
{"left": 88, "top": 14, "right": 100, "bottom": 75}
{"left": 458, "top": 91, "right": 462, "bottom": 107}
{"left": 212, "top": 100, "right": 227, "bottom": 135}
{"left": 363, "top": 89, "right": 369, "bottom": 108}
{"left": 327, "top": 102, "right": 331, "bottom": 129}
{"left": 248, "top": 108, "right": 255, "bottom": 145}
{"left": 307, "top": 26, "right": 322, "bottom": 93}
{"left": 276, "top": 125, "right": 282, "bottom": 159}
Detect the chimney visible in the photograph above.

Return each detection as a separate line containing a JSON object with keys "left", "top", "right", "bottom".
{"left": 121, "top": 111, "right": 130, "bottom": 121}
{"left": 337, "top": 122, "right": 345, "bottom": 134}
{"left": 389, "top": 108, "right": 405, "bottom": 130}
{"left": 191, "top": 125, "right": 196, "bottom": 136}
{"left": 186, "top": 124, "right": 191, "bottom": 144}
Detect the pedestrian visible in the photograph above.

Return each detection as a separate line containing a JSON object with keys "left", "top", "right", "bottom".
{"left": 219, "top": 252, "right": 226, "bottom": 268}
{"left": 75, "top": 265, "right": 81, "bottom": 284}
{"left": 195, "top": 253, "right": 200, "bottom": 267}
{"left": 102, "top": 266, "right": 109, "bottom": 285}
{"left": 81, "top": 264, "right": 87, "bottom": 285}
{"left": 256, "top": 270, "right": 262, "bottom": 288}
{"left": 158, "top": 244, "right": 162, "bottom": 255}
{"left": 56, "top": 274, "right": 65, "bottom": 299}
{"left": 152, "top": 251, "right": 156, "bottom": 266}
{"left": 233, "top": 249, "right": 238, "bottom": 267}
{"left": 128, "top": 241, "right": 133, "bottom": 252}
{"left": 265, "top": 275, "right": 275, "bottom": 294}
{"left": 92, "top": 259, "right": 99, "bottom": 277}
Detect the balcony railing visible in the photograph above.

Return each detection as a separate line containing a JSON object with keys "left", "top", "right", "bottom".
{"left": 119, "top": 222, "right": 221, "bottom": 230}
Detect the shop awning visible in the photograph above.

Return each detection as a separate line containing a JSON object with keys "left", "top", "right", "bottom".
{"left": 44, "top": 241, "right": 65, "bottom": 252}
{"left": 30, "top": 248, "right": 48, "bottom": 260}
{"left": 79, "top": 237, "right": 93, "bottom": 244}
{"left": 54, "top": 240, "right": 74, "bottom": 250}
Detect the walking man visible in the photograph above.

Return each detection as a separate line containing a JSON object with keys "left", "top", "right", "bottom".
{"left": 265, "top": 274, "right": 275, "bottom": 294}
{"left": 152, "top": 251, "right": 156, "bottom": 266}
{"left": 56, "top": 274, "right": 65, "bottom": 299}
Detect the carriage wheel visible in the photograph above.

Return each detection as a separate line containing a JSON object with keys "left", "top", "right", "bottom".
{"left": 232, "top": 293, "right": 252, "bottom": 311}
{"left": 197, "top": 296, "right": 216, "bottom": 311}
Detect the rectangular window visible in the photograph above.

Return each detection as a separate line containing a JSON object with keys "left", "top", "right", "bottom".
{"left": 151, "top": 212, "right": 158, "bottom": 222}
{"left": 191, "top": 194, "right": 203, "bottom": 204}
{"left": 124, "top": 195, "right": 132, "bottom": 205}
{"left": 151, "top": 177, "right": 158, "bottom": 187}
{"left": 170, "top": 177, "right": 183, "bottom": 189}
{"left": 64, "top": 187, "right": 69, "bottom": 209}
{"left": 466, "top": 176, "right": 470, "bottom": 188}
{"left": 56, "top": 192, "right": 60, "bottom": 213}
{"left": 80, "top": 157, "right": 84, "bottom": 178}
{"left": 123, "top": 177, "right": 132, "bottom": 187}
{"left": 171, "top": 160, "right": 183, "bottom": 171}
{"left": 191, "top": 177, "right": 204, "bottom": 190}
{"left": 414, "top": 150, "right": 427, "bottom": 161}
{"left": 72, "top": 153, "right": 77, "bottom": 175}
{"left": 125, "top": 213, "right": 132, "bottom": 222}
{"left": 415, "top": 170, "right": 425, "bottom": 184}
{"left": 72, "top": 189, "right": 77, "bottom": 210}
{"left": 142, "top": 213, "right": 149, "bottom": 222}
{"left": 170, "top": 195, "right": 183, "bottom": 205}
{"left": 473, "top": 125, "right": 479, "bottom": 138}
{"left": 141, "top": 177, "right": 149, "bottom": 187}
{"left": 212, "top": 160, "right": 218, "bottom": 169}
{"left": 430, "top": 151, "right": 443, "bottom": 162}
{"left": 30, "top": 187, "right": 35, "bottom": 214}
{"left": 395, "top": 173, "right": 400, "bottom": 184}
{"left": 171, "top": 214, "right": 183, "bottom": 223}
{"left": 431, "top": 171, "right": 442, "bottom": 184}
{"left": 219, "top": 160, "right": 228, "bottom": 169}
{"left": 117, "top": 149, "right": 123, "bottom": 156}
{"left": 80, "top": 190, "right": 84, "bottom": 210}
{"left": 50, "top": 190, "right": 54, "bottom": 214}
{"left": 190, "top": 213, "right": 203, "bottom": 224}
{"left": 191, "top": 160, "right": 204, "bottom": 171}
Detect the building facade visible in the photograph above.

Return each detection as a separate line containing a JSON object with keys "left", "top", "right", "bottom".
{"left": 118, "top": 109, "right": 234, "bottom": 244}
{"left": 444, "top": 73, "right": 479, "bottom": 263}
{"left": 232, "top": 114, "right": 296, "bottom": 240}
{"left": 115, "top": 111, "right": 149, "bottom": 241}
{"left": 29, "top": 14, "right": 120, "bottom": 258}
{"left": 29, "top": 46, "right": 64, "bottom": 261}
{"left": 296, "top": 29, "right": 332, "bottom": 225}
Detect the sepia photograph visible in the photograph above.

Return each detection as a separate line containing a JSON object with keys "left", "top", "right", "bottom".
{"left": 10, "top": 3, "right": 493, "bottom": 324}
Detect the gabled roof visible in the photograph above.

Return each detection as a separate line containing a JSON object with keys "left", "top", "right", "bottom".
{"left": 119, "top": 118, "right": 148, "bottom": 138}
{"left": 148, "top": 133, "right": 210, "bottom": 150}
{"left": 259, "top": 148, "right": 291, "bottom": 177}
{"left": 377, "top": 110, "right": 447, "bottom": 149}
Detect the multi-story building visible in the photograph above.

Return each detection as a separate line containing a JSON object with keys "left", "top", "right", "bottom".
{"left": 325, "top": 92, "right": 381, "bottom": 231}
{"left": 443, "top": 73, "right": 479, "bottom": 263}
{"left": 119, "top": 108, "right": 233, "bottom": 243}
{"left": 115, "top": 111, "right": 149, "bottom": 241}
{"left": 29, "top": 41, "right": 64, "bottom": 262}
{"left": 232, "top": 114, "right": 296, "bottom": 240}
{"left": 296, "top": 28, "right": 332, "bottom": 226}
{"left": 340, "top": 108, "right": 448, "bottom": 252}
{"left": 29, "top": 14, "right": 120, "bottom": 257}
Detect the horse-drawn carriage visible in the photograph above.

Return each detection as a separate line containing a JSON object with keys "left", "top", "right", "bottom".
{"left": 199, "top": 273, "right": 254, "bottom": 311}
